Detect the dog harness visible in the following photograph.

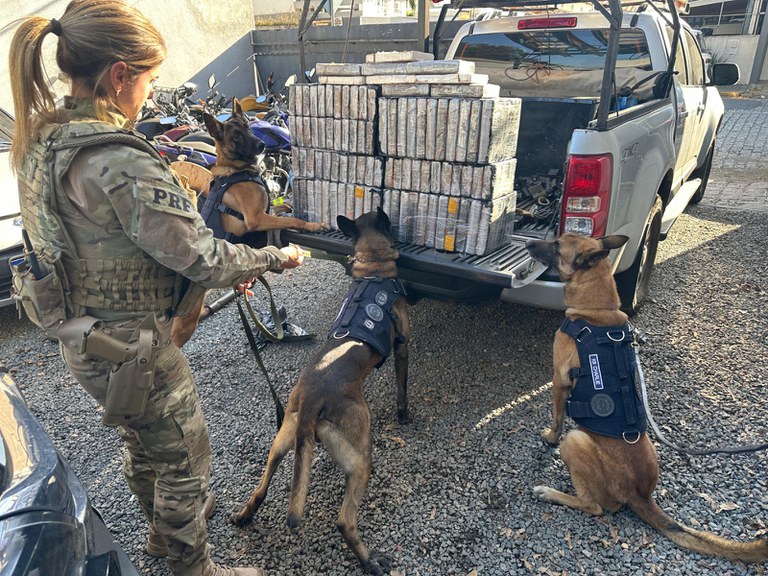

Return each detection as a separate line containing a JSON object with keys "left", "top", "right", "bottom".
{"left": 561, "top": 317, "right": 647, "bottom": 441}
{"left": 328, "top": 278, "right": 406, "bottom": 368}
{"left": 200, "top": 170, "right": 267, "bottom": 247}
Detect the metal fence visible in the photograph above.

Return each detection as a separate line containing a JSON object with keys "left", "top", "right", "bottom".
{"left": 250, "top": 21, "right": 465, "bottom": 95}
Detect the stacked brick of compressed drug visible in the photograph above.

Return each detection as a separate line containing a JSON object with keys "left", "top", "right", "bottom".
{"left": 288, "top": 68, "right": 382, "bottom": 228}
{"left": 290, "top": 50, "right": 522, "bottom": 256}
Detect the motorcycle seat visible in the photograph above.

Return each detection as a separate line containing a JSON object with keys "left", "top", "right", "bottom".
{"left": 175, "top": 140, "right": 218, "bottom": 155}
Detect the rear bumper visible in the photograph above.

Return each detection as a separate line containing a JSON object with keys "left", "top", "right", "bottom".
{"left": 500, "top": 275, "right": 566, "bottom": 309}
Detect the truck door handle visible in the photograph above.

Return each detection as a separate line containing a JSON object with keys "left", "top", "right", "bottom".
{"left": 679, "top": 111, "right": 689, "bottom": 118}
{"left": 697, "top": 103, "right": 706, "bottom": 113}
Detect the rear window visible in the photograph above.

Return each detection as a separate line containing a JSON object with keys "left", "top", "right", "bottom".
{"left": 454, "top": 28, "right": 653, "bottom": 98}
{"left": 455, "top": 28, "right": 652, "bottom": 71}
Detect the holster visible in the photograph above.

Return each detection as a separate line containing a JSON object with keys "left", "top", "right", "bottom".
{"left": 56, "top": 314, "right": 161, "bottom": 427}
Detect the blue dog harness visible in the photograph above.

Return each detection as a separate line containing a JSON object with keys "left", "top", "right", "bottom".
{"left": 200, "top": 170, "right": 267, "bottom": 247}
{"left": 561, "top": 318, "right": 647, "bottom": 441}
{"left": 328, "top": 278, "right": 406, "bottom": 368}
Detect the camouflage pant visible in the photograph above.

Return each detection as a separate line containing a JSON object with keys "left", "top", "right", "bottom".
{"left": 62, "top": 314, "right": 213, "bottom": 576}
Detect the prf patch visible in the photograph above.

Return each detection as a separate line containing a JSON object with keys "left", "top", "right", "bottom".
{"left": 589, "top": 354, "right": 604, "bottom": 390}
{"left": 138, "top": 179, "right": 196, "bottom": 218}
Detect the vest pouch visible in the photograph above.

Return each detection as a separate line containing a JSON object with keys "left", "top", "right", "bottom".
{"left": 102, "top": 325, "right": 155, "bottom": 427}
{"left": 10, "top": 258, "right": 67, "bottom": 331}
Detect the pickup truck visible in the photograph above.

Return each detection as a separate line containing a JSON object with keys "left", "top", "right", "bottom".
{"left": 284, "top": 0, "right": 739, "bottom": 313}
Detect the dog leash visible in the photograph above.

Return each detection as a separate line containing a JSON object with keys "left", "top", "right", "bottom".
{"left": 234, "top": 277, "right": 285, "bottom": 430}
{"left": 635, "top": 345, "right": 768, "bottom": 455}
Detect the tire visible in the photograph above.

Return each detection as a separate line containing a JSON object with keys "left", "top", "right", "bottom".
{"left": 615, "top": 197, "right": 662, "bottom": 315}
{"left": 689, "top": 144, "right": 714, "bottom": 205}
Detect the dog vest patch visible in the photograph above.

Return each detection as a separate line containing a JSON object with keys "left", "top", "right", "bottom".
{"left": 588, "top": 353, "right": 604, "bottom": 390}
{"left": 328, "top": 277, "right": 405, "bottom": 368}
{"left": 560, "top": 317, "right": 647, "bottom": 439}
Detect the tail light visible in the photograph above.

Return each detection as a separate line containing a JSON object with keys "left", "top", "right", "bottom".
{"left": 518, "top": 17, "right": 577, "bottom": 30}
{"left": 560, "top": 154, "right": 612, "bottom": 237}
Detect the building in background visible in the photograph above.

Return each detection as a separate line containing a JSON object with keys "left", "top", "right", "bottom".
{"left": 683, "top": 0, "right": 767, "bottom": 83}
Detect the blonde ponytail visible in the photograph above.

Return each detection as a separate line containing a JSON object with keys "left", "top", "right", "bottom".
{"left": 7, "top": 0, "right": 167, "bottom": 172}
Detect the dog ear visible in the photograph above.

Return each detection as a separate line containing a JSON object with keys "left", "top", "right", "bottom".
{"left": 375, "top": 206, "right": 391, "bottom": 233}
{"left": 203, "top": 112, "right": 224, "bottom": 141}
{"left": 599, "top": 235, "right": 629, "bottom": 250}
{"left": 574, "top": 248, "right": 610, "bottom": 269}
{"left": 337, "top": 215, "right": 358, "bottom": 240}
{"left": 232, "top": 98, "right": 243, "bottom": 116}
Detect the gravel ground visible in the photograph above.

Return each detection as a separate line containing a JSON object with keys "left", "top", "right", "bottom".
{"left": 1, "top": 203, "right": 766, "bottom": 576}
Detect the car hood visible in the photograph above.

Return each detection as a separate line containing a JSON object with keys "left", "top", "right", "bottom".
{"left": 0, "top": 107, "right": 21, "bottom": 221}
{"left": 0, "top": 170, "right": 19, "bottom": 216}
{"left": 0, "top": 368, "right": 89, "bottom": 524}
{"left": 0, "top": 151, "right": 20, "bottom": 219}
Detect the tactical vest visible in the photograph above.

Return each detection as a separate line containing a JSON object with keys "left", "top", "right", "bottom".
{"left": 200, "top": 171, "right": 267, "bottom": 247}
{"left": 560, "top": 317, "right": 647, "bottom": 440}
{"left": 328, "top": 278, "right": 406, "bottom": 368}
{"left": 18, "top": 120, "right": 187, "bottom": 320}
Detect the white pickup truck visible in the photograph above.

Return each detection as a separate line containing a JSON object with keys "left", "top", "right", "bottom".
{"left": 285, "top": 0, "right": 739, "bottom": 313}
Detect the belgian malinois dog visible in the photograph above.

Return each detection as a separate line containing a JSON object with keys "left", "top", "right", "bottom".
{"left": 171, "top": 99, "right": 327, "bottom": 347}
{"left": 526, "top": 233, "right": 768, "bottom": 563}
{"left": 231, "top": 208, "right": 411, "bottom": 575}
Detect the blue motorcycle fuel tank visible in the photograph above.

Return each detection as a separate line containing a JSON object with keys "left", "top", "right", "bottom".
{"left": 249, "top": 120, "right": 290, "bottom": 150}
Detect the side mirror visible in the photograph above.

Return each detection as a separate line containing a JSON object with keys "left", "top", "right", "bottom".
{"left": 207, "top": 74, "right": 217, "bottom": 90}
{"left": 711, "top": 62, "right": 740, "bottom": 86}
{"left": 256, "top": 95, "right": 267, "bottom": 104}
{"left": 285, "top": 74, "right": 297, "bottom": 88}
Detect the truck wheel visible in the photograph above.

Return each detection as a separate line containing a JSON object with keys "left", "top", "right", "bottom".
{"left": 615, "top": 198, "right": 662, "bottom": 315}
{"left": 689, "top": 144, "right": 714, "bottom": 205}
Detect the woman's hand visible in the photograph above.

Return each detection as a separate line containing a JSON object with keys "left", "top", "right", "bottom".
{"left": 279, "top": 244, "right": 304, "bottom": 269}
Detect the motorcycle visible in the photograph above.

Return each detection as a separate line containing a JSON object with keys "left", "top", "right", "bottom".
{"left": 246, "top": 73, "right": 296, "bottom": 199}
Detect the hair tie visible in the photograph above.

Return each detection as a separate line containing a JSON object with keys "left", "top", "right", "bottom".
{"left": 50, "top": 18, "right": 63, "bottom": 36}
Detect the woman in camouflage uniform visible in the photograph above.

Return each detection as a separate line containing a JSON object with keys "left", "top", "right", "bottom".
{"left": 8, "top": 2, "right": 301, "bottom": 575}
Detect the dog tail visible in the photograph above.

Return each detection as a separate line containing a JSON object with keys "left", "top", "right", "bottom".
{"left": 286, "top": 398, "right": 322, "bottom": 529}
{"left": 629, "top": 496, "right": 768, "bottom": 563}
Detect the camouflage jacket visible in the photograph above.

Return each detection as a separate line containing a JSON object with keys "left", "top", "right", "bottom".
{"left": 19, "top": 99, "right": 286, "bottom": 320}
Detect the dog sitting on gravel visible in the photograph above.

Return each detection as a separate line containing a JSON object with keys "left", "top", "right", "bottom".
{"left": 231, "top": 208, "right": 411, "bottom": 575}
{"left": 527, "top": 233, "right": 768, "bottom": 563}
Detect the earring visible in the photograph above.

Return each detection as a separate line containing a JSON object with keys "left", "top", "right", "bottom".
{"left": 116, "top": 88, "right": 122, "bottom": 97}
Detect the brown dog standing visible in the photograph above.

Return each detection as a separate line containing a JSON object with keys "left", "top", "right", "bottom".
{"left": 527, "top": 233, "right": 768, "bottom": 563}
{"left": 231, "top": 208, "right": 410, "bottom": 575}
{"left": 171, "top": 99, "right": 327, "bottom": 347}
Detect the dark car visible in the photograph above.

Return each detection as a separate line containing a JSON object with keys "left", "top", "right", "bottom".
{"left": 0, "top": 365, "right": 141, "bottom": 575}
{"left": 0, "top": 107, "right": 24, "bottom": 308}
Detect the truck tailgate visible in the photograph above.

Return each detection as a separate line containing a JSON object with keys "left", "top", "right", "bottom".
{"left": 282, "top": 229, "right": 547, "bottom": 290}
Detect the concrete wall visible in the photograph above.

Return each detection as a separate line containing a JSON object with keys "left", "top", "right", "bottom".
{"left": 0, "top": 0, "right": 256, "bottom": 112}
{"left": 705, "top": 34, "right": 765, "bottom": 84}
{"left": 253, "top": 0, "right": 294, "bottom": 14}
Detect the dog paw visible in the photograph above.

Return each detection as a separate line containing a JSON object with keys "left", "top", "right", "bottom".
{"left": 230, "top": 509, "right": 251, "bottom": 527}
{"left": 362, "top": 551, "right": 392, "bottom": 575}
{"left": 541, "top": 428, "right": 559, "bottom": 446}
{"left": 532, "top": 485, "right": 554, "bottom": 501}
{"left": 305, "top": 222, "right": 330, "bottom": 233}
{"left": 396, "top": 409, "right": 412, "bottom": 425}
